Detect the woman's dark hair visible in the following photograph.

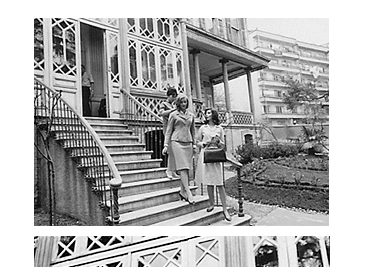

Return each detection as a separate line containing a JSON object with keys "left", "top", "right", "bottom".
{"left": 204, "top": 108, "right": 220, "bottom": 125}
{"left": 167, "top": 87, "right": 177, "bottom": 97}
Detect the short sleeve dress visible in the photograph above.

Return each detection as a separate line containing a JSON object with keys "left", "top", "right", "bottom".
{"left": 195, "top": 124, "right": 225, "bottom": 186}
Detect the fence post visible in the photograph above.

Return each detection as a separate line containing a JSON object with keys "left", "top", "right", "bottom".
{"left": 237, "top": 167, "right": 244, "bottom": 217}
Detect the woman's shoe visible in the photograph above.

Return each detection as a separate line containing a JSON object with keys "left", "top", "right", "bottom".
{"left": 179, "top": 193, "right": 187, "bottom": 201}
{"left": 206, "top": 206, "right": 214, "bottom": 212}
{"left": 187, "top": 195, "right": 195, "bottom": 205}
{"left": 223, "top": 210, "right": 232, "bottom": 222}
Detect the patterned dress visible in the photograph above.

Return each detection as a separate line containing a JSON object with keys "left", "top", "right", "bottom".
{"left": 195, "top": 124, "right": 225, "bottom": 186}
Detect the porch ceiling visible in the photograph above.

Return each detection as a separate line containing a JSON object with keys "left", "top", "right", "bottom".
{"left": 186, "top": 24, "right": 270, "bottom": 81}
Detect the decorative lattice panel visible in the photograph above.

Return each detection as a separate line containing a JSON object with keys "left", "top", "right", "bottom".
{"left": 138, "top": 247, "right": 182, "bottom": 267}
{"left": 86, "top": 236, "right": 128, "bottom": 252}
{"left": 91, "top": 18, "right": 118, "bottom": 27}
{"left": 233, "top": 112, "right": 253, "bottom": 125}
{"left": 195, "top": 238, "right": 220, "bottom": 267}
{"left": 253, "top": 236, "right": 279, "bottom": 267}
{"left": 51, "top": 18, "right": 77, "bottom": 76}
{"left": 134, "top": 95, "right": 164, "bottom": 116}
{"left": 34, "top": 18, "right": 44, "bottom": 72}
{"left": 295, "top": 236, "right": 323, "bottom": 267}
{"left": 56, "top": 236, "right": 77, "bottom": 259}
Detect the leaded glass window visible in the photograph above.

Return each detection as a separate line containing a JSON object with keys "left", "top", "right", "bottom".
{"left": 253, "top": 236, "right": 279, "bottom": 267}
{"left": 141, "top": 43, "right": 157, "bottom": 89}
{"left": 296, "top": 236, "right": 323, "bottom": 267}
{"left": 34, "top": 18, "right": 44, "bottom": 72}
{"left": 139, "top": 18, "right": 155, "bottom": 39}
{"left": 129, "top": 39, "right": 138, "bottom": 86}
{"left": 108, "top": 32, "right": 120, "bottom": 83}
{"left": 51, "top": 18, "right": 77, "bottom": 76}
{"left": 160, "top": 48, "right": 174, "bottom": 90}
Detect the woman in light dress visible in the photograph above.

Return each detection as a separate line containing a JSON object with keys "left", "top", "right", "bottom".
{"left": 196, "top": 108, "right": 231, "bottom": 221}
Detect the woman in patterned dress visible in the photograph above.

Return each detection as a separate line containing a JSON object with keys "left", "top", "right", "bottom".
{"left": 195, "top": 108, "right": 231, "bottom": 221}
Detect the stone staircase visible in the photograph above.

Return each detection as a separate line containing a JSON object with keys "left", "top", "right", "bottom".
{"left": 86, "top": 117, "right": 251, "bottom": 226}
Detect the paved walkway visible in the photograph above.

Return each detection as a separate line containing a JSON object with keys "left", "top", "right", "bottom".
{"left": 223, "top": 168, "right": 329, "bottom": 226}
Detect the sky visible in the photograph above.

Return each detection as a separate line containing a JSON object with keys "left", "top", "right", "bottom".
{"left": 247, "top": 18, "right": 329, "bottom": 45}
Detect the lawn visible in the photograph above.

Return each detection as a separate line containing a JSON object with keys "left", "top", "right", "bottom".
{"left": 225, "top": 155, "right": 329, "bottom": 213}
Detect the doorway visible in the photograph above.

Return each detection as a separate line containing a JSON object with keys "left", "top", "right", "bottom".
{"left": 80, "top": 23, "right": 108, "bottom": 117}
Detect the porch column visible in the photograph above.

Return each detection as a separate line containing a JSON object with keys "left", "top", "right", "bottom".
{"left": 220, "top": 58, "right": 231, "bottom": 114}
{"left": 223, "top": 236, "right": 248, "bottom": 267}
{"left": 191, "top": 49, "right": 202, "bottom": 100}
{"left": 245, "top": 67, "right": 255, "bottom": 116}
{"left": 180, "top": 19, "right": 194, "bottom": 112}
{"left": 34, "top": 236, "right": 56, "bottom": 267}
{"left": 119, "top": 18, "right": 130, "bottom": 93}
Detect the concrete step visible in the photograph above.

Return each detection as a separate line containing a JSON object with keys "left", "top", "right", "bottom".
{"left": 114, "top": 159, "right": 163, "bottom": 171}
{"left": 86, "top": 117, "right": 127, "bottom": 125}
{"left": 106, "top": 143, "right": 146, "bottom": 152}
{"left": 88, "top": 122, "right": 128, "bottom": 131}
{"left": 107, "top": 186, "right": 197, "bottom": 213}
{"left": 110, "top": 195, "right": 209, "bottom": 226}
{"left": 119, "top": 167, "right": 167, "bottom": 183}
{"left": 99, "top": 177, "right": 180, "bottom": 197}
{"left": 110, "top": 151, "right": 154, "bottom": 162}
{"left": 95, "top": 129, "right": 133, "bottom": 137}
{"left": 152, "top": 206, "right": 235, "bottom": 226}
{"left": 209, "top": 214, "right": 252, "bottom": 226}
{"left": 86, "top": 167, "right": 167, "bottom": 184}
{"left": 100, "top": 136, "right": 139, "bottom": 144}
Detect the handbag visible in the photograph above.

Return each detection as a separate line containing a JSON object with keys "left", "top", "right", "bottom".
{"left": 203, "top": 146, "right": 227, "bottom": 163}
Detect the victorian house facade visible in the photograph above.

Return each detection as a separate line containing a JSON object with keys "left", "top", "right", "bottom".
{"left": 34, "top": 236, "right": 330, "bottom": 267}
{"left": 34, "top": 18, "right": 269, "bottom": 225}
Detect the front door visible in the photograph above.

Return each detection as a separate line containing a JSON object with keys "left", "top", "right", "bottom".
{"left": 105, "top": 30, "right": 121, "bottom": 118}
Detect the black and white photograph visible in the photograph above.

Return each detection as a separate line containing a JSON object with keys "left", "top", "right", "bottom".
{"left": 33, "top": 18, "right": 329, "bottom": 227}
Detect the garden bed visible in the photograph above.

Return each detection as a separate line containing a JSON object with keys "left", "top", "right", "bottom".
{"left": 226, "top": 155, "right": 329, "bottom": 213}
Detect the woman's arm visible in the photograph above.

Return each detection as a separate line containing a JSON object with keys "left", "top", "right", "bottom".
{"left": 164, "top": 113, "right": 175, "bottom": 145}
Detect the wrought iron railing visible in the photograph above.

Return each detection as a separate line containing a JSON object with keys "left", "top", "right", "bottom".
{"left": 120, "top": 89, "right": 165, "bottom": 166}
{"left": 34, "top": 77, "right": 122, "bottom": 225}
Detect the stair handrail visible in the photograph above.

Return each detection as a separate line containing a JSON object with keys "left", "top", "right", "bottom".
{"left": 120, "top": 88, "right": 165, "bottom": 164}
{"left": 120, "top": 88, "right": 163, "bottom": 122}
{"left": 34, "top": 77, "right": 122, "bottom": 224}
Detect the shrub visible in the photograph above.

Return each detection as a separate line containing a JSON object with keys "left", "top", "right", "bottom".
{"left": 235, "top": 142, "right": 299, "bottom": 163}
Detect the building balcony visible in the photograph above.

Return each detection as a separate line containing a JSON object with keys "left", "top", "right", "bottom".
{"left": 257, "top": 79, "right": 287, "bottom": 88}
{"left": 260, "top": 95, "right": 284, "bottom": 103}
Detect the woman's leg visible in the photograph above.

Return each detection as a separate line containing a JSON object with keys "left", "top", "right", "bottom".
{"left": 217, "top": 185, "right": 231, "bottom": 220}
{"left": 207, "top": 185, "right": 215, "bottom": 209}
{"left": 179, "top": 169, "right": 194, "bottom": 203}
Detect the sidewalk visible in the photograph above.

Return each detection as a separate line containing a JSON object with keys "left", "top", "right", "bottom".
{"left": 224, "top": 169, "right": 329, "bottom": 226}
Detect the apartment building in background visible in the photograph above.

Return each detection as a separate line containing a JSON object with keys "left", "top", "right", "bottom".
{"left": 248, "top": 29, "right": 329, "bottom": 126}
